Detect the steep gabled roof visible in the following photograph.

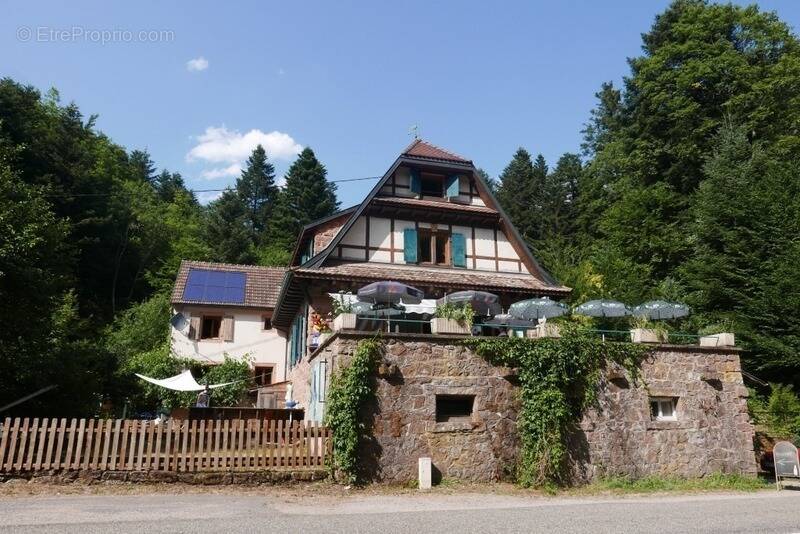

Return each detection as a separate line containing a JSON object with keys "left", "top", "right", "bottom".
{"left": 171, "top": 260, "right": 285, "bottom": 309}
{"left": 273, "top": 140, "right": 570, "bottom": 327}
{"left": 402, "top": 139, "right": 472, "bottom": 164}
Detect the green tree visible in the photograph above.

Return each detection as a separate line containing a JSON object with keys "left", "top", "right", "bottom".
{"left": 268, "top": 147, "right": 339, "bottom": 251}
{"left": 204, "top": 189, "right": 255, "bottom": 264}
{"left": 237, "top": 144, "right": 278, "bottom": 242}
{"left": 496, "top": 148, "right": 536, "bottom": 240}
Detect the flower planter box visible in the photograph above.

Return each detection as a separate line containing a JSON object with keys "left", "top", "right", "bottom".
{"left": 699, "top": 332, "right": 735, "bottom": 347}
{"left": 430, "top": 318, "right": 471, "bottom": 335}
{"left": 630, "top": 328, "right": 666, "bottom": 343}
{"left": 525, "top": 329, "right": 539, "bottom": 339}
{"left": 333, "top": 313, "right": 356, "bottom": 331}
{"left": 536, "top": 323, "right": 561, "bottom": 338}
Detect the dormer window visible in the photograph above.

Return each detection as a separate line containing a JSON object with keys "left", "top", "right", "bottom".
{"left": 420, "top": 174, "right": 444, "bottom": 197}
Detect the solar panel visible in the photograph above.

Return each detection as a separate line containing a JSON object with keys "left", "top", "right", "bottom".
{"left": 183, "top": 269, "right": 246, "bottom": 304}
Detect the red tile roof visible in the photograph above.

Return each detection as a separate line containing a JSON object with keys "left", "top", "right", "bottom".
{"left": 171, "top": 260, "right": 285, "bottom": 309}
{"left": 372, "top": 196, "right": 498, "bottom": 215}
{"left": 402, "top": 139, "right": 471, "bottom": 164}
{"left": 294, "top": 262, "right": 570, "bottom": 295}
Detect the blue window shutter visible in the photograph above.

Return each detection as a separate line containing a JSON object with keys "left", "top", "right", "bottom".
{"left": 403, "top": 228, "right": 418, "bottom": 263}
{"left": 409, "top": 169, "right": 421, "bottom": 195}
{"left": 451, "top": 233, "right": 466, "bottom": 267}
{"left": 446, "top": 175, "right": 460, "bottom": 198}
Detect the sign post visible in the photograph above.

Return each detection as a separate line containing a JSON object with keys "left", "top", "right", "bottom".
{"left": 773, "top": 441, "right": 800, "bottom": 490}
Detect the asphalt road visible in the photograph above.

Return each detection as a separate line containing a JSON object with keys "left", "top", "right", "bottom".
{"left": 1, "top": 490, "right": 799, "bottom": 533}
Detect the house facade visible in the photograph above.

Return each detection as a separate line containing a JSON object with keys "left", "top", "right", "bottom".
{"left": 170, "top": 140, "right": 756, "bottom": 483}
{"left": 170, "top": 261, "right": 288, "bottom": 385}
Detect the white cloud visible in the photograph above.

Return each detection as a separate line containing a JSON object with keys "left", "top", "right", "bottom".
{"left": 200, "top": 163, "right": 242, "bottom": 180}
{"left": 186, "top": 57, "right": 209, "bottom": 72}
{"left": 187, "top": 126, "right": 303, "bottom": 164}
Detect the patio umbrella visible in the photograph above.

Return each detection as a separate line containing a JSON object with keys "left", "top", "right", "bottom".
{"left": 573, "top": 299, "right": 632, "bottom": 318}
{"left": 357, "top": 281, "right": 424, "bottom": 305}
{"left": 509, "top": 297, "right": 569, "bottom": 320}
{"left": 633, "top": 300, "right": 690, "bottom": 320}
{"left": 437, "top": 290, "right": 501, "bottom": 317}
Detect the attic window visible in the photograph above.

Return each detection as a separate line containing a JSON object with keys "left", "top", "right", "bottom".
{"left": 420, "top": 174, "right": 444, "bottom": 197}
{"left": 436, "top": 394, "right": 474, "bottom": 423}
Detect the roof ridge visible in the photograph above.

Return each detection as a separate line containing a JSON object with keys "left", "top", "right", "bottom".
{"left": 182, "top": 259, "right": 286, "bottom": 271}
{"left": 402, "top": 139, "right": 470, "bottom": 163}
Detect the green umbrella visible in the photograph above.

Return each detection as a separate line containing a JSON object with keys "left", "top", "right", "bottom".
{"left": 633, "top": 300, "right": 690, "bottom": 320}
{"left": 574, "top": 299, "right": 632, "bottom": 318}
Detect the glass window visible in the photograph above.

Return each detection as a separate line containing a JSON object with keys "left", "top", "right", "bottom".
{"left": 650, "top": 397, "right": 677, "bottom": 420}
{"left": 200, "top": 316, "right": 221, "bottom": 339}
{"left": 417, "top": 229, "right": 450, "bottom": 266}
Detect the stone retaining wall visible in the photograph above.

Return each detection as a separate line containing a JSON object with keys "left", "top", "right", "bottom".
{"left": 295, "top": 333, "right": 756, "bottom": 484}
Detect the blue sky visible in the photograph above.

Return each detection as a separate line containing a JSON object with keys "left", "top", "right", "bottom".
{"left": 3, "top": 0, "right": 800, "bottom": 206}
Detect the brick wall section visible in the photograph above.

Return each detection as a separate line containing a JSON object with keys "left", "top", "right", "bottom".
{"left": 313, "top": 218, "right": 346, "bottom": 252}
{"left": 290, "top": 333, "right": 757, "bottom": 483}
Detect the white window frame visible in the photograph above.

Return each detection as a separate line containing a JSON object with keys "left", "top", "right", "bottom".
{"left": 650, "top": 397, "right": 677, "bottom": 421}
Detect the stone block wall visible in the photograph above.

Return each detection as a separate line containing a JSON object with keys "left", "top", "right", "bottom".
{"left": 290, "top": 332, "right": 757, "bottom": 484}
{"left": 575, "top": 347, "right": 756, "bottom": 481}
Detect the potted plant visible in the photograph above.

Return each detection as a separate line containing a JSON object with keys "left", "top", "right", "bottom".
{"left": 629, "top": 316, "right": 668, "bottom": 343}
{"left": 698, "top": 322, "right": 735, "bottom": 347}
{"left": 331, "top": 293, "right": 357, "bottom": 331}
{"left": 309, "top": 313, "right": 332, "bottom": 350}
{"left": 431, "top": 303, "right": 474, "bottom": 335}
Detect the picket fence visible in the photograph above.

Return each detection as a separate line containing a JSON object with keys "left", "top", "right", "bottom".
{"left": 0, "top": 417, "right": 331, "bottom": 473}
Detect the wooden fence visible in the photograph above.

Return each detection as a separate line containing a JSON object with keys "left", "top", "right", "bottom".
{"left": 0, "top": 418, "right": 331, "bottom": 473}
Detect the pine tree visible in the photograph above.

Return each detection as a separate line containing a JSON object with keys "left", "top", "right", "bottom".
{"left": 129, "top": 150, "right": 156, "bottom": 184}
{"left": 496, "top": 148, "right": 535, "bottom": 240}
{"left": 268, "top": 147, "right": 339, "bottom": 252}
{"left": 204, "top": 190, "right": 255, "bottom": 264}
{"left": 236, "top": 145, "right": 278, "bottom": 242}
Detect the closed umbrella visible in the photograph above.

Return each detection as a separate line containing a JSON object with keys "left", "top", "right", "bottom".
{"left": 633, "top": 300, "right": 690, "bottom": 320}
{"left": 437, "top": 290, "right": 501, "bottom": 317}
{"left": 357, "top": 281, "right": 424, "bottom": 304}
{"left": 509, "top": 297, "right": 569, "bottom": 320}
{"left": 574, "top": 299, "right": 632, "bottom": 318}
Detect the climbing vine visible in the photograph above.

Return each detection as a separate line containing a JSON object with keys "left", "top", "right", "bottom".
{"left": 464, "top": 324, "right": 648, "bottom": 487}
{"left": 324, "top": 336, "right": 382, "bottom": 484}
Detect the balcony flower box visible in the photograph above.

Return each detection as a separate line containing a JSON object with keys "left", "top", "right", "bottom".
{"left": 630, "top": 328, "right": 666, "bottom": 343}
{"left": 333, "top": 313, "right": 356, "bottom": 331}
{"left": 430, "top": 318, "right": 471, "bottom": 335}
{"left": 699, "top": 332, "right": 735, "bottom": 347}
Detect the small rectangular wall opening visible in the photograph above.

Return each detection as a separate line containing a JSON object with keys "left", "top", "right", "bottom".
{"left": 650, "top": 396, "right": 678, "bottom": 421}
{"left": 435, "top": 394, "right": 475, "bottom": 423}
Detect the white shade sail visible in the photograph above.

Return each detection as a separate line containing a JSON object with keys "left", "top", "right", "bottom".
{"left": 135, "top": 370, "right": 237, "bottom": 392}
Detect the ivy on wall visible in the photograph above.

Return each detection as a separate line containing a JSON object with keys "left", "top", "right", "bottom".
{"left": 324, "top": 336, "right": 382, "bottom": 484}
{"left": 464, "top": 325, "right": 649, "bottom": 487}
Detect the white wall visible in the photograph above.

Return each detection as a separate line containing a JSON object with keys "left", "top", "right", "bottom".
{"left": 170, "top": 306, "right": 288, "bottom": 381}
{"left": 335, "top": 215, "right": 526, "bottom": 274}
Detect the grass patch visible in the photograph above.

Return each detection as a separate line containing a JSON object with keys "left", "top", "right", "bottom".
{"left": 575, "top": 473, "right": 769, "bottom": 495}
